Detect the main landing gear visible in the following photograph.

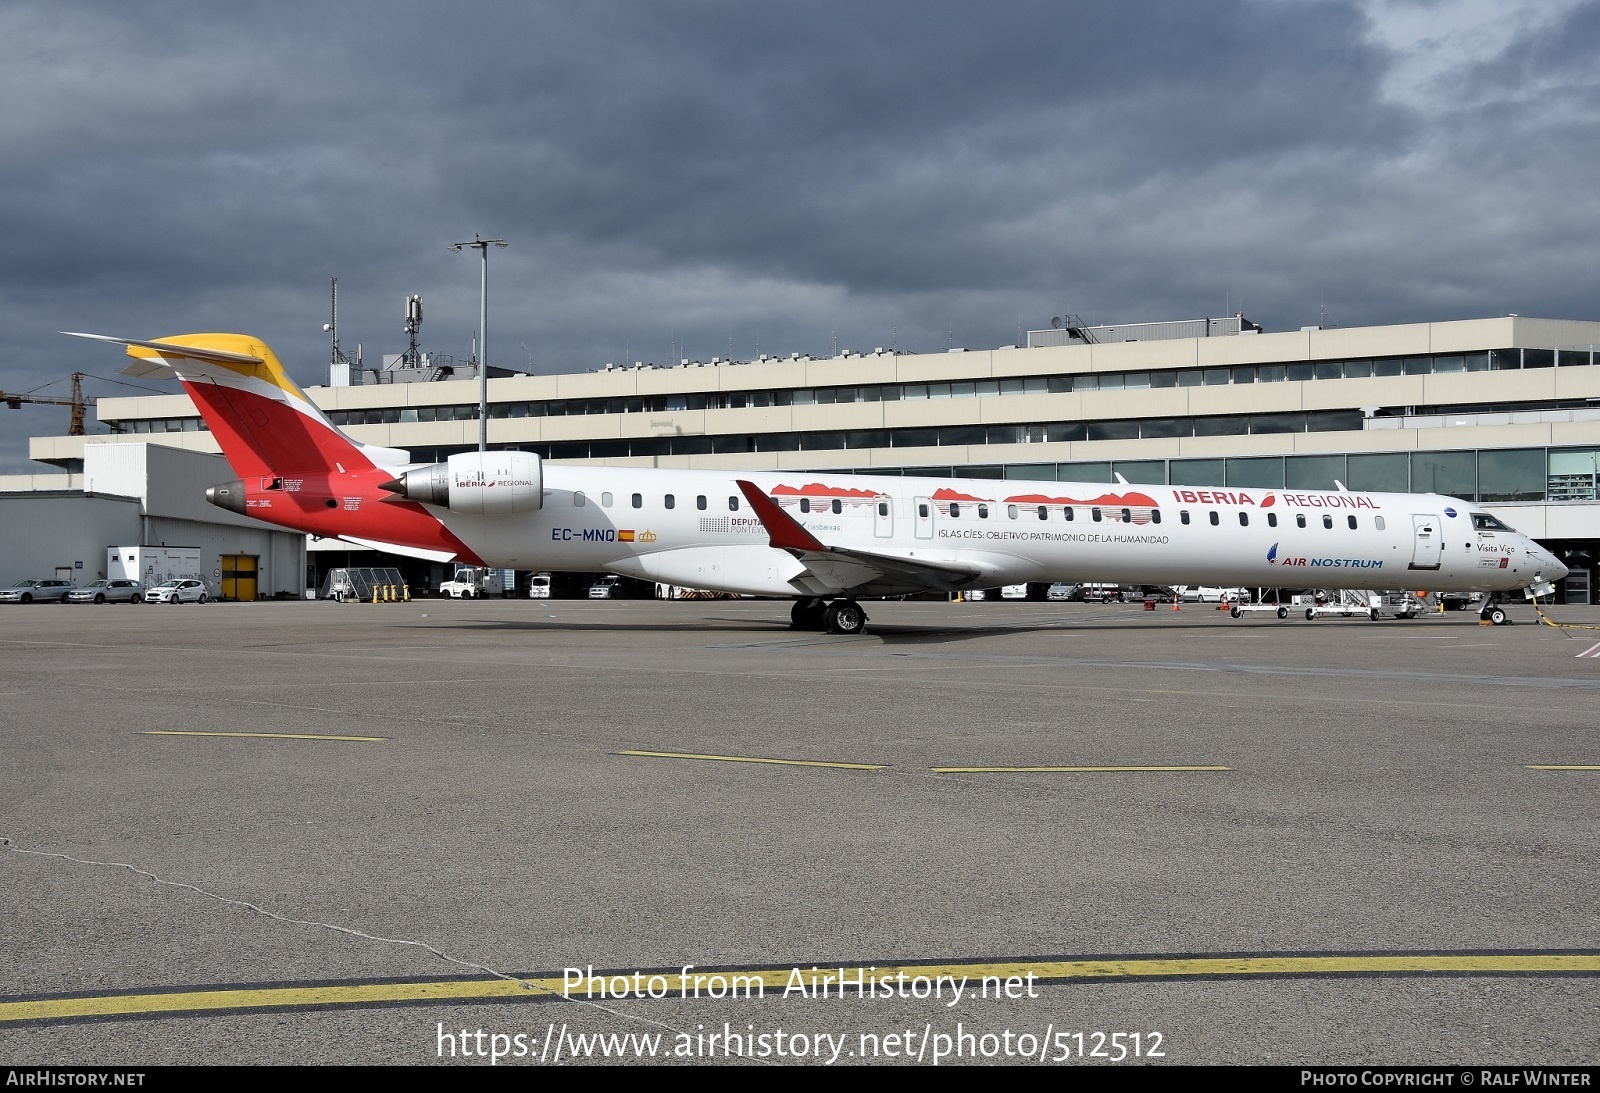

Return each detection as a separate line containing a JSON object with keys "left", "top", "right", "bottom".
{"left": 790, "top": 597, "right": 869, "bottom": 635}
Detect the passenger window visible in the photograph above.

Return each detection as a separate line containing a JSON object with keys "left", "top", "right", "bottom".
{"left": 919, "top": 503, "right": 929, "bottom": 518}
{"left": 1008, "top": 505, "right": 1018, "bottom": 519}
{"left": 602, "top": 492, "right": 613, "bottom": 507}
{"left": 1121, "top": 507, "right": 1131, "bottom": 523}
{"left": 950, "top": 503, "right": 961, "bottom": 518}
{"left": 574, "top": 491, "right": 586, "bottom": 507}
{"left": 729, "top": 496, "right": 739, "bottom": 511}
{"left": 831, "top": 499, "right": 842, "bottom": 514}
{"left": 1322, "top": 515, "right": 1333, "bottom": 529}
{"left": 1151, "top": 510, "right": 1162, "bottom": 525}
{"left": 878, "top": 502, "right": 888, "bottom": 516}
{"left": 1209, "top": 511, "right": 1219, "bottom": 526}
{"left": 1180, "top": 510, "right": 1190, "bottom": 525}
{"left": 665, "top": 494, "right": 675, "bottom": 510}
{"left": 978, "top": 504, "right": 989, "bottom": 519}
{"left": 1267, "top": 512, "right": 1277, "bottom": 527}
{"left": 1239, "top": 512, "right": 1248, "bottom": 527}
{"left": 697, "top": 495, "right": 707, "bottom": 510}
{"left": 1348, "top": 515, "right": 1358, "bottom": 529}
{"left": 1092, "top": 507, "right": 1103, "bottom": 522}
{"left": 1375, "top": 515, "right": 1385, "bottom": 530}
{"left": 632, "top": 493, "right": 642, "bottom": 509}
{"left": 800, "top": 498, "right": 811, "bottom": 513}
{"left": 1296, "top": 514, "right": 1306, "bottom": 528}
{"left": 1037, "top": 505, "right": 1048, "bottom": 521}
{"left": 1064, "top": 507, "right": 1074, "bottom": 521}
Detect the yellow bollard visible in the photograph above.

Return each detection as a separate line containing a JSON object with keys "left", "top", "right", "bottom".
{"left": 402, "top": 584, "right": 411, "bottom": 602}
{"left": 371, "top": 586, "right": 379, "bottom": 604}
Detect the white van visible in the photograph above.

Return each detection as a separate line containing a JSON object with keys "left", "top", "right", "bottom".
{"left": 1000, "top": 584, "right": 1030, "bottom": 600}
{"left": 528, "top": 573, "right": 552, "bottom": 599}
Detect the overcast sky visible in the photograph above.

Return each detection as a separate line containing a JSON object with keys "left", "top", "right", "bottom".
{"left": 2, "top": 0, "right": 1597, "bottom": 471}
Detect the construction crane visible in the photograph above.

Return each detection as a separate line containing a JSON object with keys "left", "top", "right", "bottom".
{"left": 1, "top": 372, "right": 92, "bottom": 435}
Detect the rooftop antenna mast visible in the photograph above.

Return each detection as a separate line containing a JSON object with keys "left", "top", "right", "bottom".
{"left": 403, "top": 295, "right": 423, "bottom": 368}
{"left": 325, "top": 277, "right": 354, "bottom": 383}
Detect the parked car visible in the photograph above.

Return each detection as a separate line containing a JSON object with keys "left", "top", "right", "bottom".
{"left": 588, "top": 576, "right": 622, "bottom": 599}
{"left": 65, "top": 579, "right": 145, "bottom": 604}
{"left": 145, "top": 578, "right": 208, "bottom": 604}
{"left": 0, "top": 578, "right": 76, "bottom": 604}
{"left": 1181, "top": 586, "right": 1253, "bottom": 604}
{"left": 1046, "top": 583, "right": 1078, "bottom": 602}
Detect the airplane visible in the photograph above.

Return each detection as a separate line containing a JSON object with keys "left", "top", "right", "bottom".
{"left": 64, "top": 331, "right": 1568, "bottom": 632}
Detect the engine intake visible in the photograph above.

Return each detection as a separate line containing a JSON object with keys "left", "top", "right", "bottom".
{"left": 382, "top": 451, "right": 543, "bottom": 515}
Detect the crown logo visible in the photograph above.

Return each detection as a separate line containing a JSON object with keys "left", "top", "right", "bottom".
{"left": 637, "top": 530, "right": 658, "bottom": 543}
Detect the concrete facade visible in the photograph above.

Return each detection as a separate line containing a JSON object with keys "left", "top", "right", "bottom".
{"left": 0, "top": 445, "right": 307, "bottom": 599}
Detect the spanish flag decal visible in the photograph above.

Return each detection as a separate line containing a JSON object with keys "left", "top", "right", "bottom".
{"left": 618, "top": 530, "right": 635, "bottom": 542}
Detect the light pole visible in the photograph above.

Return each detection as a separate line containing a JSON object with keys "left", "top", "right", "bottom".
{"left": 450, "top": 232, "right": 508, "bottom": 452}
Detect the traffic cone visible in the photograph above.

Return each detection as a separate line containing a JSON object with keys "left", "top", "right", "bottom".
{"left": 1171, "top": 598, "right": 1180, "bottom": 611}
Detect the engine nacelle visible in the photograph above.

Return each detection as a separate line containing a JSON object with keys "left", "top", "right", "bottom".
{"left": 385, "top": 451, "right": 543, "bottom": 515}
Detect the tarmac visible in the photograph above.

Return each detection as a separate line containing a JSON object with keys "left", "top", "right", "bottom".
{"left": 2, "top": 596, "right": 1598, "bottom": 1066}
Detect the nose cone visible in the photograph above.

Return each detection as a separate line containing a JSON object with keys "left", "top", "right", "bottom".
{"left": 1541, "top": 548, "right": 1570, "bottom": 582}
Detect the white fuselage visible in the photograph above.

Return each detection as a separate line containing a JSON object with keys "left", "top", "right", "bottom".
{"left": 424, "top": 467, "right": 1564, "bottom": 599}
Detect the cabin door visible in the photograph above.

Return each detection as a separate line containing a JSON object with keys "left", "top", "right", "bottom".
{"left": 1408, "top": 515, "right": 1442, "bottom": 570}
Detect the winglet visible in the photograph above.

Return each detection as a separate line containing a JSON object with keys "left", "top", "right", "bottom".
{"left": 735, "top": 480, "right": 827, "bottom": 552}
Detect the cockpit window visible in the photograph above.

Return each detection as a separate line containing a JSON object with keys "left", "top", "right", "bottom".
{"left": 1472, "top": 513, "right": 1516, "bottom": 532}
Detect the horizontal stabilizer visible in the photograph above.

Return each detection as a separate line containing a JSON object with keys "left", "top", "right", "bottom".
{"left": 61, "top": 332, "right": 265, "bottom": 379}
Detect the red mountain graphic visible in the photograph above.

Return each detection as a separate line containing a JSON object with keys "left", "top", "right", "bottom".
{"left": 1002, "top": 491, "right": 1159, "bottom": 507}
{"left": 772, "top": 483, "right": 885, "bottom": 499}
{"left": 931, "top": 487, "right": 992, "bottom": 502}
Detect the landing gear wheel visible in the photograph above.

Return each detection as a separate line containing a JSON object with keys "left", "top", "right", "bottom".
{"left": 1488, "top": 607, "right": 1508, "bottom": 626}
{"left": 1229, "top": 606, "right": 1242, "bottom": 619}
{"left": 1276, "top": 605, "right": 1288, "bottom": 619}
{"left": 824, "top": 599, "right": 867, "bottom": 635}
{"left": 790, "top": 598, "right": 826, "bottom": 630}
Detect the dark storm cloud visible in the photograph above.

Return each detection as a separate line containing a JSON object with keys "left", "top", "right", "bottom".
{"left": 2, "top": 0, "right": 1598, "bottom": 471}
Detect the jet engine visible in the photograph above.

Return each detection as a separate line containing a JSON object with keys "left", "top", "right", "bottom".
{"left": 382, "top": 451, "right": 543, "bottom": 515}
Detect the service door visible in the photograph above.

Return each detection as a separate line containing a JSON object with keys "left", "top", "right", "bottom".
{"left": 1408, "top": 515, "right": 1442, "bottom": 571}
{"left": 874, "top": 498, "right": 893, "bottom": 538}
{"left": 913, "top": 496, "right": 934, "bottom": 540}
{"left": 221, "top": 554, "right": 259, "bottom": 601}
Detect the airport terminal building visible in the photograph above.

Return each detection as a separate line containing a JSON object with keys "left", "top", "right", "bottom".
{"left": 24, "top": 312, "right": 1600, "bottom": 603}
